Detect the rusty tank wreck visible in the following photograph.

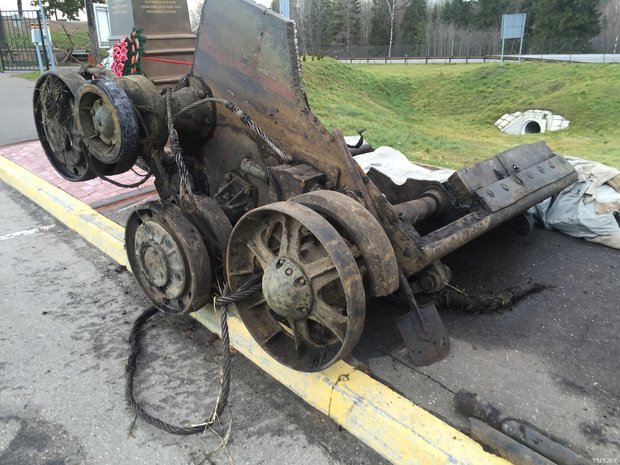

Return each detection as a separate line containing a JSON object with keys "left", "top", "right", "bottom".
{"left": 32, "top": 0, "right": 577, "bottom": 372}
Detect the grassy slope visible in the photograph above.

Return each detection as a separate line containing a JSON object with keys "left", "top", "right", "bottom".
{"left": 301, "top": 60, "right": 620, "bottom": 169}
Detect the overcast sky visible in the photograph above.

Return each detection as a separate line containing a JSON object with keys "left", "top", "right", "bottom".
{"left": 0, "top": 0, "right": 22, "bottom": 12}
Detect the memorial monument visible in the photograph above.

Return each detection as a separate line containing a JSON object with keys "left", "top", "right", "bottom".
{"left": 107, "top": 0, "right": 195, "bottom": 84}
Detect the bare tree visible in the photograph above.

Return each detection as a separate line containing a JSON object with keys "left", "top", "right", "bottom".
{"left": 385, "top": 0, "right": 395, "bottom": 56}
{"left": 371, "top": 0, "right": 406, "bottom": 57}
{"left": 359, "top": 0, "right": 372, "bottom": 51}
{"left": 595, "top": 0, "right": 620, "bottom": 53}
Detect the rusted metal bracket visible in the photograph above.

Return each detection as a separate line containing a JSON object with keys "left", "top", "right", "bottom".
{"left": 395, "top": 270, "right": 450, "bottom": 366}
{"left": 455, "top": 390, "right": 591, "bottom": 465}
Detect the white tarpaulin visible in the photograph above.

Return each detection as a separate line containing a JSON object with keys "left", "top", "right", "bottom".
{"left": 354, "top": 146, "right": 455, "bottom": 184}
{"left": 529, "top": 156, "right": 620, "bottom": 249}
{"left": 353, "top": 146, "right": 620, "bottom": 250}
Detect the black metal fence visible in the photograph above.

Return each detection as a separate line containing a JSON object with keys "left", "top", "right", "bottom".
{"left": 0, "top": 9, "right": 49, "bottom": 71}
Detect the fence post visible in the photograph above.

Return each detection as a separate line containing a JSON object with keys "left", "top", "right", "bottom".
{"left": 37, "top": 10, "right": 49, "bottom": 70}
{"left": 0, "top": 16, "right": 4, "bottom": 73}
{"left": 85, "top": 0, "right": 100, "bottom": 63}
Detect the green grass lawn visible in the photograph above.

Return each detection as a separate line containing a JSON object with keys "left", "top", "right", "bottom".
{"left": 11, "top": 71, "right": 41, "bottom": 81}
{"left": 50, "top": 30, "right": 91, "bottom": 50}
{"left": 301, "top": 59, "right": 620, "bottom": 169}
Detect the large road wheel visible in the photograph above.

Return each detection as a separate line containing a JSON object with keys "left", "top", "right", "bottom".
{"left": 227, "top": 202, "right": 365, "bottom": 372}
{"left": 126, "top": 202, "right": 212, "bottom": 314}
{"left": 33, "top": 71, "right": 95, "bottom": 181}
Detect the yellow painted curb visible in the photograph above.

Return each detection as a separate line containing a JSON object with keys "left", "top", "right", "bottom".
{"left": 0, "top": 153, "right": 511, "bottom": 465}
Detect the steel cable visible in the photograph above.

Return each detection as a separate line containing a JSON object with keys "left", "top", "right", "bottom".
{"left": 164, "top": 88, "right": 195, "bottom": 206}
{"left": 125, "top": 275, "right": 262, "bottom": 435}
{"left": 174, "top": 97, "right": 293, "bottom": 164}
{"left": 125, "top": 87, "right": 270, "bottom": 435}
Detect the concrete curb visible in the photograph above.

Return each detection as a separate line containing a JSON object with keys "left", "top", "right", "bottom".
{"left": 0, "top": 153, "right": 510, "bottom": 465}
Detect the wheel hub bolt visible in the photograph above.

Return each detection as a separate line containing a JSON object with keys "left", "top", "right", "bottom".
{"left": 296, "top": 307, "right": 309, "bottom": 317}
{"left": 285, "top": 268, "right": 293, "bottom": 276}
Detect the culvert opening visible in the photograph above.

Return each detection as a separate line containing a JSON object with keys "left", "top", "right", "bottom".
{"left": 495, "top": 110, "right": 569, "bottom": 134}
{"left": 523, "top": 120, "right": 541, "bottom": 134}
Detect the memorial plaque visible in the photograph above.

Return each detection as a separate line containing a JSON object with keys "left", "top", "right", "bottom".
{"left": 133, "top": 0, "right": 191, "bottom": 35}
{"left": 108, "top": 0, "right": 191, "bottom": 39}
{"left": 108, "top": 0, "right": 134, "bottom": 39}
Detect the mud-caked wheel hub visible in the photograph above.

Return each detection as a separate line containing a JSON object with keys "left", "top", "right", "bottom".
{"left": 76, "top": 79, "right": 139, "bottom": 168}
{"left": 134, "top": 221, "right": 186, "bottom": 298}
{"left": 125, "top": 202, "right": 212, "bottom": 313}
{"left": 262, "top": 257, "right": 313, "bottom": 320}
{"left": 90, "top": 99, "right": 117, "bottom": 147}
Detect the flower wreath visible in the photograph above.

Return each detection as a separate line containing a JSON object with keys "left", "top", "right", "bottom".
{"left": 109, "top": 28, "right": 146, "bottom": 77}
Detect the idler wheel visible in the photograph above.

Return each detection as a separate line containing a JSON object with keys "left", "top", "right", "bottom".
{"left": 227, "top": 202, "right": 366, "bottom": 372}
{"left": 76, "top": 79, "right": 139, "bottom": 167}
{"left": 126, "top": 202, "right": 212, "bottom": 313}
{"left": 291, "top": 190, "right": 399, "bottom": 297}
{"left": 33, "top": 71, "right": 95, "bottom": 181}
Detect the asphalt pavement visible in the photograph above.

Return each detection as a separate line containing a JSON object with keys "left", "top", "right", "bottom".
{"left": 0, "top": 73, "right": 37, "bottom": 146}
{"left": 356, "top": 223, "right": 620, "bottom": 461}
{"left": 0, "top": 181, "right": 387, "bottom": 465}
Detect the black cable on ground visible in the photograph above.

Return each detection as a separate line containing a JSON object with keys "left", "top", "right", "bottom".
{"left": 434, "top": 281, "right": 549, "bottom": 314}
{"left": 125, "top": 275, "right": 262, "bottom": 435}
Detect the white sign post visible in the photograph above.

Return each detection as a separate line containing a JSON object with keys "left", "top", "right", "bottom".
{"left": 36, "top": 0, "right": 57, "bottom": 69}
{"left": 280, "top": 0, "right": 290, "bottom": 18}
{"left": 31, "top": 27, "right": 45, "bottom": 73}
{"left": 501, "top": 13, "right": 526, "bottom": 62}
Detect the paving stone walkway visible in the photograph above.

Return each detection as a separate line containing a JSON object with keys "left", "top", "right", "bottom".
{"left": 0, "top": 141, "right": 155, "bottom": 207}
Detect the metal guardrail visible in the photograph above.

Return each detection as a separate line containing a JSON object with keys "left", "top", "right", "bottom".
{"left": 338, "top": 54, "right": 620, "bottom": 65}
{"left": 340, "top": 56, "right": 495, "bottom": 65}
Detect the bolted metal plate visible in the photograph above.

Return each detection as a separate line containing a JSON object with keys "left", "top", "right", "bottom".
{"left": 475, "top": 155, "right": 575, "bottom": 212}
{"left": 396, "top": 301, "right": 450, "bottom": 366}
